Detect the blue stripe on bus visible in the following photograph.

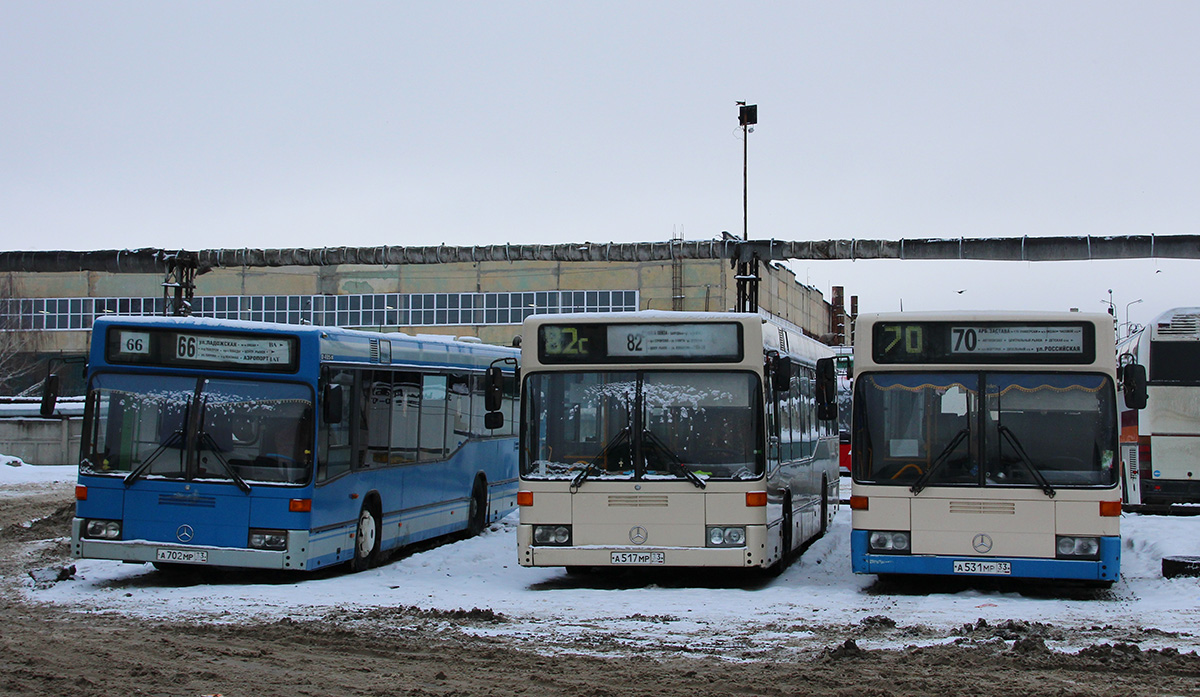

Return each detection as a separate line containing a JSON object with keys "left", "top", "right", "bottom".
{"left": 850, "top": 530, "right": 1120, "bottom": 581}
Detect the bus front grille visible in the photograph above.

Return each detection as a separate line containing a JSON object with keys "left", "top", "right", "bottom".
{"left": 607, "top": 495, "right": 670, "bottom": 507}
{"left": 948, "top": 500, "right": 1015, "bottom": 515}
{"left": 158, "top": 493, "right": 217, "bottom": 508}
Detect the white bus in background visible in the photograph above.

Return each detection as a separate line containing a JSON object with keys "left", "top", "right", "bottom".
{"left": 515, "top": 312, "right": 839, "bottom": 572}
{"left": 1117, "top": 307, "right": 1200, "bottom": 512}
{"left": 850, "top": 312, "right": 1138, "bottom": 587}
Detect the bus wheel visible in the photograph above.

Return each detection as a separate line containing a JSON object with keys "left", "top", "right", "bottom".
{"left": 467, "top": 477, "right": 488, "bottom": 536}
{"left": 765, "top": 495, "right": 793, "bottom": 577}
{"left": 819, "top": 476, "right": 829, "bottom": 538}
{"left": 351, "top": 504, "right": 380, "bottom": 572}
{"left": 781, "top": 494, "right": 793, "bottom": 558}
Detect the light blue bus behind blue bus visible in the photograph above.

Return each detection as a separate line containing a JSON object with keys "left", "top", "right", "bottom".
{"left": 68, "top": 315, "right": 519, "bottom": 572}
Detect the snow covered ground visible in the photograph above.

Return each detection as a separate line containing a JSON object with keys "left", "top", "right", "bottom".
{"left": 10, "top": 464, "right": 1200, "bottom": 657}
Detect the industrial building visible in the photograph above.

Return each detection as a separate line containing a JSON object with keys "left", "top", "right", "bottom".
{"left": 0, "top": 238, "right": 849, "bottom": 396}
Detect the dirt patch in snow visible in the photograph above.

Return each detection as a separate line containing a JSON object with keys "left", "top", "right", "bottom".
{"left": 3, "top": 481, "right": 1200, "bottom": 697}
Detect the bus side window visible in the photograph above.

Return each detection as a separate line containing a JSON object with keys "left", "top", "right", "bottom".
{"left": 447, "top": 373, "right": 470, "bottom": 454}
{"left": 502, "top": 372, "right": 519, "bottom": 438}
{"left": 469, "top": 373, "right": 488, "bottom": 438}
{"left": 319, "top": 368, "right": 354, "bottom": 482}
{"left": 391, "top": 372, "right": 420, "bottom": 464}
{"left": 420, "top": 374, "right": 448, "bottom": 461}
{"left": 363, "top": 371, "right": 392, "bottom": 468}
{"left": 779, "top": 366, "right": 794, "bottom": 461}
{"left": 803, "top": 366, "right": 816, "bottom": 457}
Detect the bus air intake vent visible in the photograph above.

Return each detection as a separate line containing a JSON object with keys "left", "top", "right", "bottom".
{"left": 608, "top": 494, "right": 669, "bottom": 507}
{"left": 159, "top": 493, "right": 217, "bottom": 508}
{"left": 1155, "top": 313, "right": 1200, "bottom": 337}
{"left": 369, "top": 339, "right": 381, "bottom": 363}
{"left": 948, "top": 501, "right": 1015, "bottom": 515}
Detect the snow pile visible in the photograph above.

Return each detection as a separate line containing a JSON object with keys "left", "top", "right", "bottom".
{"left": 0, "top": 461, "right": 74, "bottom": 483}
{"left": 6, "top": 463, "right": 1199, "bottom": 656}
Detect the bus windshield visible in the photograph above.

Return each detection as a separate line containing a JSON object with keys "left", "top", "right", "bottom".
{"left": 522, "top": 371, "right": 763, "bottom": 481}
{"left": 82, "top": 373, "right": 315, "bottom": 486}
{"left": 852, "top": 372, "right": 1117, "bottom": 488}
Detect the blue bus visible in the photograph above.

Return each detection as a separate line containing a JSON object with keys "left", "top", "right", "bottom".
{"left": 63, "top": 315, "right": 519, "bottom": 572}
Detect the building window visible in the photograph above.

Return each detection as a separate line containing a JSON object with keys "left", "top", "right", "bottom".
{"left": 0, "top": 289, "right": 641, "bottom": 331}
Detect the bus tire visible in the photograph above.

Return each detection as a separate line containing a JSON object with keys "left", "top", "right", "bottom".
{"left": 467, "top": 477, "right": 489, "bottom": 536}
{"left": 351, "top": 503, "right": 380, "bottom": 572}
{"left": 819, "top": 475, "right": 829, "bottom": 538}
{"left": 1162, "top": 555, "right": 1200, "bottom": 578}
{"left": 765, "top": 494, "right": 794, "bottom": 577}
{"left": 782, "top": 493, "right": 793, "bottom": 557}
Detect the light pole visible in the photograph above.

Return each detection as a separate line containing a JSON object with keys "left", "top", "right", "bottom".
{"left": 737, "top": 102, "right": 756, "bottom": 240}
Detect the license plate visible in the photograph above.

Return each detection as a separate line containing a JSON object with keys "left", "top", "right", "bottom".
{"left": 611, "top": 551, "right": 665, "bottom": 565}
{"left": 953, "top": 559, "right": 1011, "bottom": 575}
{"left": 156, "top": 548, "right": 209, "bottom": 564}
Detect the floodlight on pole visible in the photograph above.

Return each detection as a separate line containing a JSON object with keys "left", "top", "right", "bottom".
{"left": 738, "top": 102, "right": 756, "bottom": 241}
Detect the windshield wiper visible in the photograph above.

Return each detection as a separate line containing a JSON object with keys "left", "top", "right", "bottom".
{"left": 124, "top": 427, "right": 185, "bottom": 487}
{"left": 910, "top": 428, "right": 970, "bottom": 495}
{"left": 571, "top": 426, "right": 631, "bottom": 492}
{"left": 641, "top": 429, "right": 705, "bottom": 489}
{"left": 198, "top": 430, "right": 251, "bottom": 493}
{"left": 194, "top": 396, "right": 250, "bottom": 493}
{"left": 997, "top": 425, "right": 1056, "bottom": 499}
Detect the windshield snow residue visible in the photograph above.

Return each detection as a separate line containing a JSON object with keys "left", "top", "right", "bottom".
{"left": 82, "top": 373, "right": 314, "bottom": 486}
{"left": 522, "top": 371, "right": 762, "bottom": 481}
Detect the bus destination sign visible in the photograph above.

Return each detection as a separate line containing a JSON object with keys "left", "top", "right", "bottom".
{"left": 538, "top": 322, "right": 743, "bottom": 364}
{"left": 171, "top": 334, "right": 292, "bottom": 366}
{"left": 108, "top": 327, "right": 299, "bottom": 372}
{"left": 949, "top": 326, "right": 1083, "bottom": 354}
{"left": 873, "top": 321, "right": 1095, "bottom": 365}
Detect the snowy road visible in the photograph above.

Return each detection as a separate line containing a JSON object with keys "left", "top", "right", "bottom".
{"left": 13, "top": 464, "right": 1200, "bottom": 658}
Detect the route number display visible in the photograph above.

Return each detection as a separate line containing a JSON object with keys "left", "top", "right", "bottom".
{"left": 538, "top": 322, "right": 742, "bottom": 364}
{"left": 873, "top": 321, "right": 1094, "bottom": 365}
{"left": 108, "top": 326, "right": 299, "bottom": 372}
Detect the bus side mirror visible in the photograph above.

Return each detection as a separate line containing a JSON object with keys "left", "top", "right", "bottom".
{"left": 39, "top": 374, "right": 60, "bottom": 417}
{"left": 1123, "top": 363, "right": 1148, "bottom": 410}
{"left": 484, "top": 411, "right": 504, "bottom": 430}
{"left": 323, "top": 383, "right": 345, "bottom": 424}
{"left": 771, "top": 355, "right": 792, "bottom": 393}
{"left": 485, "top": 366, "right": 504, "bottom": 413}
{"left": 815, "top": 357, "right": 837, "bottom": 421}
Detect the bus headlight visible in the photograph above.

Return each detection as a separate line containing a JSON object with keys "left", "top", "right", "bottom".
{"left": 532, "top": 525, "right": 572, "bottom": 546}
{"left": 248, "top": 529, "right": 288, "bottom": 550}
{"left": 706, "top": 526, "right": 746, "bottom": 547}
{"left": 84, "top": 519, "right": 122, "bottom": 540}
{"left": 868, "top": 530, "right": 911, "bottom": 554}
{"left": 1056, "top": 536, "right": 1100, "bottom": 559}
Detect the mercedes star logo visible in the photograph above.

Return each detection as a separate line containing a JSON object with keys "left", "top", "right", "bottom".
{"left": 176, "top": 524, "right": 195, "bottom": 543}
{"left": 629, "top": 526, "right": 648, "bottom": 545}
{"left": 972, "top": 533, "right": 993, "bottom": 554}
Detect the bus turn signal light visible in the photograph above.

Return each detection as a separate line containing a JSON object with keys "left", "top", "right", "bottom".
{"left": 1099, "top": 500, "right": 1122, "bottom": 517}
{"left": 517, "top": 491, "right": 534, "bottom": 506}
{"left": 849, "top": 495, "right": 869, "bottom": 510}
{"left": 75, "top": 485, "right": 87, "bottom": 501}
{"left": 745, "top": 491, "right": 767, "bottom": 507}
{"left": 289, "top": 499, "right": 312, "bottom": 512}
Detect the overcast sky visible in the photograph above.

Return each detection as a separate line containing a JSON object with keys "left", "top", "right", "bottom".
{"left": 2, "top": 2, "right": 1196, "bottom": 328}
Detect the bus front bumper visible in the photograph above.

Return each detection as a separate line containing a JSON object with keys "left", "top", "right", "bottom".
{"left": 850, "top": 530, "right": 1120, "bottom": 582}
{"left": 517, "top": 524, "right": 771, "bottom": 568}
{"left": 71, "top": 518, "right": 311, "bottom": 571}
